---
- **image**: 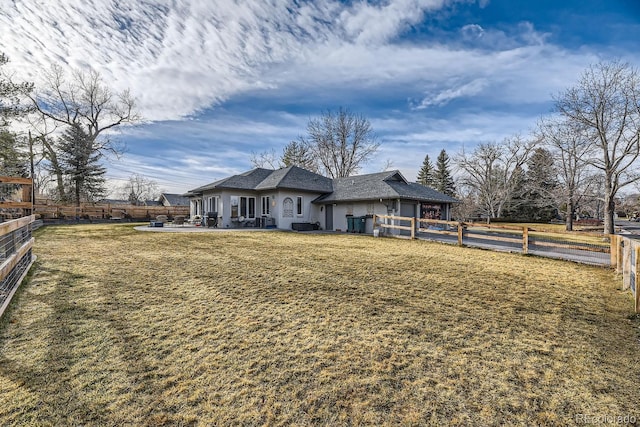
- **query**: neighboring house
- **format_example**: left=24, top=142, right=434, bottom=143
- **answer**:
left=158, top=193, right=190, bottom=207
left=186, top=166, right=457, bottom=231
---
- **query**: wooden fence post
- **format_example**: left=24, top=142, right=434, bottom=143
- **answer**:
left=410, top=217, right=415, bottom=239
left=635, top=246, right=640, bottom=313
left=522, top=227, right=529, bottom=254
left=610, top=234, right=618, bottom=269
left=457, top=222, right=463, bottom=246
left=618, top=236, right=624, bottom=274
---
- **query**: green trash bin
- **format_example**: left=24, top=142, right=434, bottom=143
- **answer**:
left=346, top=215, right=354, bottom=232
left=354, top=216, right=366, bottom=233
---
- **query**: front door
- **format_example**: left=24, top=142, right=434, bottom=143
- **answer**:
left=325, top=204, right=333, bottom=231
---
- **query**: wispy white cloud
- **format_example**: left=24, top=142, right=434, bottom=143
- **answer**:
left=416, top=78, right=489, bottom=108
left=1, top=0, right=637, bottom=194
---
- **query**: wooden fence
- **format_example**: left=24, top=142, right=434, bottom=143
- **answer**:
left=0, top=215, right=35, bottom=318
left=374, top=214, right=638, bottom=311
left=33, top=202, right=189, bottom=221
left=619, top=236, right=640, bottom=313
left=373, top=214, right=615, bottom=264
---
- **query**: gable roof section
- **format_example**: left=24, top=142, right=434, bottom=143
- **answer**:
left=313, top=170, right=457, bottom=204
left=190, top=168, right=273, bottom=193
left=189, top=166, right=331, bottom=194
left=160, top=193, right=190, bottom=206
left=255, top=166, right=333, bottom=193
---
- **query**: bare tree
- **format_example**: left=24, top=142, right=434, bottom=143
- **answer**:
left=250, top=148, right=282, bottom=169
left=554, top=60, right=640, bottom=234
left=456, top=135, right=537, bottom=220
left=537, top=116, right=595, bottom=230
left=25, top=65, right=140, bottom=199
left=301, top=108, right=379, bottom=178
left=119, top=173, right=159, bottom=205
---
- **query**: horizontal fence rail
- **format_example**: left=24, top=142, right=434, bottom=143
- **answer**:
left=0, top=215, right=36, bottom=318
left=32, top=203, right=189, bottom=222
left=373, top=214, right=614, bottom=268
left=373, top=214, right=640, bottom=309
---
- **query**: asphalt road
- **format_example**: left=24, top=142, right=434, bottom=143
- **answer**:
left=616, top=220, right=640, bottom=237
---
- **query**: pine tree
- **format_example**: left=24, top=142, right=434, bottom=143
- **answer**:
left=0, top=130, right=28, bottom=177
left=281, top=140, right=317, bottom=172
left=416, top=154, right=436, bottom=187
left=434, top=149, right=456, bottom=197
left=58, top=123, right=106, bottom=206
left=524, top=147, right=558, bottom=221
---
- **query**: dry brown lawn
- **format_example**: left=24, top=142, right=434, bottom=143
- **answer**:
left=0, top=224, right=638, bottom=426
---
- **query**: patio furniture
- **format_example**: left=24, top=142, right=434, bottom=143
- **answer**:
left=206, top=212, right=218, bottom=228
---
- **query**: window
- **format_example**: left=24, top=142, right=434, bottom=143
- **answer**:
left=231, top=196, right=239, bottom=217
left=207, top=196, right=218, bottom=214
left=296, top=196, right=303, bottom=216
left=234, top=196, right=256, bottom=219
left=240, top=197, right=247, bottom=218
left=261, top=196, right=270, bottom=216
left=283, top=197, right=293, bottom=217
left=248, top=197, right=256, bottom=219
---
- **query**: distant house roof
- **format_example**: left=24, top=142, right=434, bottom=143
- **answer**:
left=159, top=193, right=190, bottom=206
left=313, top=170, right=458, bottom=204
left=188, top=167, right=457, bottom=204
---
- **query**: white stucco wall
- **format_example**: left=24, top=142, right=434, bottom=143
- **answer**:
left=274, top=190, right=323, bottom=230
left=199, top=189, right=324, bottom=229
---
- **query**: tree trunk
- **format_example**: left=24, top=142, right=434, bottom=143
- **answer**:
left=565, top=199, right=574, bottom=231
left=42, top=138, right=66, bottom=201
left=603, top=193, right=616, bottom=234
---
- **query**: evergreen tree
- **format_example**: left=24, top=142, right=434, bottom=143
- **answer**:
left=503, top=148, right=559, bottom=221
left=281, top=140, right=317, bottom=172
left=416, top=154, right=436, bottom=187
left=58, top=123, right=106, bottom=206
left=0, top=130, right=28, bottom=177
left=434, top=149, right=456, bottom=196
left=524, top=147, right=558, bottom=221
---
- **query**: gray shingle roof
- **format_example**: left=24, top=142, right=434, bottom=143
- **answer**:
left=189, top=167, right=457, bottom=204
left=160, top=193, right=190, bottom=206
left=189, top=168, right=273, bottom=193
left=255, top=166, right=333, bottom=193
left=313, top=170, right=458, bottom=204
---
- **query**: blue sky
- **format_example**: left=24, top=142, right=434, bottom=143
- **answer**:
left=1, top=0, right=639, bottom=194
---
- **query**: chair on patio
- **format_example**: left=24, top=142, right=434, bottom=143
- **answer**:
left=206, top=212, right=218, bottom=228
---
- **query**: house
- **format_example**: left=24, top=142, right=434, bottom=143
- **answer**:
left=186, top=166, right=457, bottom=231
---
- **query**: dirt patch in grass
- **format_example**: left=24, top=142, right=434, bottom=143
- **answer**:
left=0, top=224, right=638, bottom=425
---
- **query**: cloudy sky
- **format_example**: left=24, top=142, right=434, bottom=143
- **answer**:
left=1, top=0, right=639, bottom=194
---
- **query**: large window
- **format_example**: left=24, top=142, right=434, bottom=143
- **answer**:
left=234, top=196, right=256, bottom=219
left=231, top=196, right=239, bottom=217
left=207, top=196, right=218, bottom=214
left=261, top=196, right=270, bottom=216
left=296, top=196, right=303, bottom=216
left=283, top=197, right=293, bottom=217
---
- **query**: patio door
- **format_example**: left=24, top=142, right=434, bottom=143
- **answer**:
left=325, top=204, right=333, bottom=231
